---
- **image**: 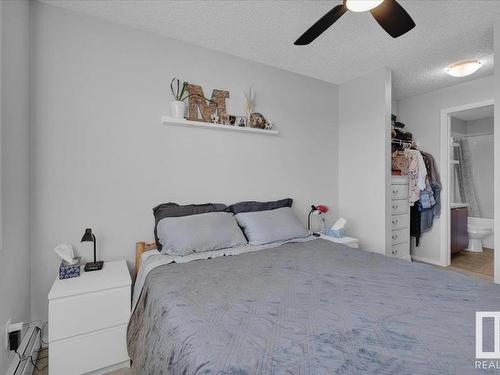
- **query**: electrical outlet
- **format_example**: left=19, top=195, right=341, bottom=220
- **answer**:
left=4, top=318, right=11, bottom=350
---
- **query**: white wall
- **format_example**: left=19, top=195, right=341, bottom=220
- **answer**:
left=0, top=0, right=31, bottom=372
left=467, top=117, right=494, bottom=135
left=450, top=117, right=466, bottom=204
left=397, top=76, right=494, bottom=264
left=338, top=67, right=392, bottom=253
left=494, top=18, right=500, bottom=284
left=451, top=116, right=494, bottom=248
left=466, top=117, right=494, bottom=220
left=30, top=2, right=339, bottom=322
left=451, top=117, right=467, bottom=136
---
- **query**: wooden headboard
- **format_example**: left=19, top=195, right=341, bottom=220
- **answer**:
left=135, top=241, right=157, bottom=276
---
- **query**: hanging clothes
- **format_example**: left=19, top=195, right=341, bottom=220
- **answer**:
left=416, top=151, right=427, bottom=191
left=420, top=151, right=442, bottom=216
left=393, top=146, right=441, bottom=247
left=392, top=149, right=426, bottom=206
left=410, top=204, right=421, bottom=246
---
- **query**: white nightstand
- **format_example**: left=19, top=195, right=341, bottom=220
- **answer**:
left=320, top=234, right=360, bottom=248
left=48, top=260, right=131, bottom=375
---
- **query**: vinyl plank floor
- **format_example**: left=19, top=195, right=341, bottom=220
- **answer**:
left=447, top=247, right=494, bottom=280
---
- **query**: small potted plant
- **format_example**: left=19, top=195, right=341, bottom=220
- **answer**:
left=170, top=78, right=188, bottom=119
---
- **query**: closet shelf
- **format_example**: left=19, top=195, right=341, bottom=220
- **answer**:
left=161, top=116, right=279, bottom=136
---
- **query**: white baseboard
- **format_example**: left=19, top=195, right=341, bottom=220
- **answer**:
left=412, top=255, right=446, bottom=267
left=86, top=360, right=130, bottom=375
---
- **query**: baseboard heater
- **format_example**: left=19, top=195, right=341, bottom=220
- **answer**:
left=5, top=325, right=42, bottom=375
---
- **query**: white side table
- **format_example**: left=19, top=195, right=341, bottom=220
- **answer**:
left=319, top=234, right=360, bottom=248
left=48, top=260, right=131, bottom=375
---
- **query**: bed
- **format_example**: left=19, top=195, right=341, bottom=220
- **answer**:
left=128, top=237, right=500, bottom=375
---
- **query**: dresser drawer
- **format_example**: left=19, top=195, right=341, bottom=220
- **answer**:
left=49, top=286, right=130, bottom=342
left=391, top=214, right=409, bottom=230
left=391, top=242, right=410, bottom=259
left=391, top=228, right=409, bottom=245
left=391, top=184, right=408, bottom=200
left=49, top=324, right=129, bottom=375
left=391, top=175, right=408, bottom=185
left=391, top=199, right=408, bottom=215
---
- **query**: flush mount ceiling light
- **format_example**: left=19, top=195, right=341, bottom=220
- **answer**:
left=345, top=0, right=384, bottom=12
left=445, top=60, right=482, bottom=77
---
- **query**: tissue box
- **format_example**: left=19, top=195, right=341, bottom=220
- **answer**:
left=59, top=257, right=81, bottom=280
left=323, top=227, right=346, bottom=238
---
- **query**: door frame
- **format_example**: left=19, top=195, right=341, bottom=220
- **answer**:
left=439, top=99, right=494, bottom=271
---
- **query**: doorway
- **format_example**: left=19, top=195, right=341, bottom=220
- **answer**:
left=440, top=100, right=495, bottom=280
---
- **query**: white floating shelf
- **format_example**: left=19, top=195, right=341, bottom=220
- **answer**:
left=161, top=116, right=279, bottom=136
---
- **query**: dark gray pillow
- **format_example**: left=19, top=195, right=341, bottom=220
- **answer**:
left=157, top=212, right=247, bottom=256
left=153, top=202, right=227, bottom=250
left=235, top=207, right=309, bottom=245
left=226, top=198, right=292, bottom=214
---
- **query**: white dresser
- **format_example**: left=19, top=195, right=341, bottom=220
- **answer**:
left=389, top=175, right=411, bottom=261
left=48, top=260, right=131, bottom=375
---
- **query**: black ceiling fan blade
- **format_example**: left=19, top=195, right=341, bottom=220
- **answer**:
left=370, top=0, right=415, bottom=38
left=294, top=4, right=347, bottom=45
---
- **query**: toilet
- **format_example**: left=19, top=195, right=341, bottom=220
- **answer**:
left=466, top=217, right=493, bottom=252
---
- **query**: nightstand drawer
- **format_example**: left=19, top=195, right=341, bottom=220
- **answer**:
left=49, top=286, right=130, bottom=342
left=49, top=324, right=128, bottom=375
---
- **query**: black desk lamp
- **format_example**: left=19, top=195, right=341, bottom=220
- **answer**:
left=81, top=228, right=103, bottom=272
left=307, top=205, right=321, bottom=237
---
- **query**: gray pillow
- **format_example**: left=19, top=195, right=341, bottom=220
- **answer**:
left=157, top=212, right=247, bottom=256
left=153, top=202, right=227, bottom=251
left=235, top=207, right=309, bottom=245
left=225, top=198, right=293, bottom=214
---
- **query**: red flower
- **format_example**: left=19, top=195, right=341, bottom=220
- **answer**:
left=316, top=204, right=328, bottom=213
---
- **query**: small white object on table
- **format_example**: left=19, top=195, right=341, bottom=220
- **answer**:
left=48, top=260, right=131, bottom=375
left=319, top=234, right=360, bottom=248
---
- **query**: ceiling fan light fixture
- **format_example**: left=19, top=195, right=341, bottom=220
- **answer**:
left=345, top=0, right=384, bottom=12
left=445, top=60, right=482, bottom=77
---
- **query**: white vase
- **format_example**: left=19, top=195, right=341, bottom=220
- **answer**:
left=170, top=100, right=186, bottom=119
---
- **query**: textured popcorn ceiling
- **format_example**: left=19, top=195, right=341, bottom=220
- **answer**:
left=41, top=0, right=498, bottom=100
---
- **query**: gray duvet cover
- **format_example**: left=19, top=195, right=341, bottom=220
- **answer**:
left=127, top=239, right=500, bottom=374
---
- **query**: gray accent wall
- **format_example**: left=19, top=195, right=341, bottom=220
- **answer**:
left=30, top=2, right=339, bottom=323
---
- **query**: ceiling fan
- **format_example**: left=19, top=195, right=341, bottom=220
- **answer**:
left=294, top=0, right=415, bottom=45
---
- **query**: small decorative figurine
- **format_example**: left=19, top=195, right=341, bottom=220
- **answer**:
left=211, top=112, right=220, bottom=124
left=250, top=113, right=271, bottom=129
left=237, top=117, right=246, bottom=127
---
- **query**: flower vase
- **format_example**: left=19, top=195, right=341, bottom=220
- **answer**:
left=170, top=100, right=186, bottom=119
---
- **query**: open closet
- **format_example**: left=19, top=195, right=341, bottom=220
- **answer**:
left=390, top=115, right=442, bottom=260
